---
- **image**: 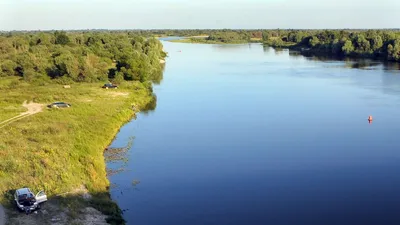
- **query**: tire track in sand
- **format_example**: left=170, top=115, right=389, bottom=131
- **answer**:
left=0, top=100, right=43, bottom=129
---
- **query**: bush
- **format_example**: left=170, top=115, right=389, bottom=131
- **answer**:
left=113, top=72, right=125, bottom=84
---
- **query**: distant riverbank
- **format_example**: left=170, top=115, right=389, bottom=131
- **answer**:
left=158, top=29, right=400, bottom=63
left=262, top=30, right=400, bottom=63
left=264, top=41, right=400, bottom=64
left=167, top=34, right=261, bottom=44
left=169, top=38, right=242, bottom=44
left=169, top=38, right=259, bottom=44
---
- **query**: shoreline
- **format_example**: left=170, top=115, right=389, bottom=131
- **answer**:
left=264, top=43, right=400, bottom=65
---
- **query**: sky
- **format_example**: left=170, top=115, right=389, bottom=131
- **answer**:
left=0, top=0, right=399, bottom=30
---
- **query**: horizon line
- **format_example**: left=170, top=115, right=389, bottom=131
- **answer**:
left=1, top=28, right=400, bottom=32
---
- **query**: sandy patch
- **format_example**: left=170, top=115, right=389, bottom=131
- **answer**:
left=81, top=99, right=93, bottom=102
left=108, top=92, right=129, bottom=98
left=190, top=35, right=209, bottom=38
left=0, top=101, right=44, bottom=128
left=22, top=101, right=43, bottom=115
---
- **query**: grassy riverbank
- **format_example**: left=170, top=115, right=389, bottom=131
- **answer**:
left=0, top=77, right=155, bottom=224
left=168, top=31, right=257, bottom=44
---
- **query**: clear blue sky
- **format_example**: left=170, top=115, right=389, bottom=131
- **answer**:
left=0, top=0, right=399, bottom=30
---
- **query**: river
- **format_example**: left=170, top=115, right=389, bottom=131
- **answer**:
left=107, top=40, right=400, bottom=225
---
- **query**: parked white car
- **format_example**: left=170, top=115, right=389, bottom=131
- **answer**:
left=14, top=188, right=47, bottom=212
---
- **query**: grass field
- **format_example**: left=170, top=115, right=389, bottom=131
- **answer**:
left=0, top=77, right=155, bottom=223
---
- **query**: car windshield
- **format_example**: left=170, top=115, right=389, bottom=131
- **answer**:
left=18, top=192, right=34, bottom=201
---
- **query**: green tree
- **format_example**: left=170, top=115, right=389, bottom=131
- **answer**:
left=54, top=51, right=79, bottom=79
left=262, top=31, right=271, bottom=42
left=113, top=71, right=125, bottom=84
left=55, top=31, right=70, bottom=45
left=370, top=35, right=383, bottom=51
left=294, top=32, right=305, bottom=43
left=309, top=36, right=320, bottom=47
left=387, top=40, right=400, bottom=61
left=342, top=40, right=355, bottom=55
left=271, top=38, right=284, bottom=47
left=12, top=37, right=29, bottom=51
left=355, top=35, right=370, bottom=53
left=0, top=38, right=15, bottom=54
left=1, top=60, right=17, bottom=76
left=23, top=68, right=41, bottom=82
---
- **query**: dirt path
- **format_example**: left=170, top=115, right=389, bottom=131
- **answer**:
left=0, top=204, right=5, bottom=225
left=0, top=101, right=43, bottom=129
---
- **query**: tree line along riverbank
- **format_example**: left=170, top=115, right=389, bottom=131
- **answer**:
left=151, top=29, right=400, bottom=63
left=0, top=31, right=166, bottom=224
left=261, top=29, right=400, bottom=62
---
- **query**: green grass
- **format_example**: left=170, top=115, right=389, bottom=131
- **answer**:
left=0, top=79, right=27, bottom=121
left=0, top=77, right=155, bottom=223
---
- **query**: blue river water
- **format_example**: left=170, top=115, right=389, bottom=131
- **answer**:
left=107, top=40, right=400, bottom=225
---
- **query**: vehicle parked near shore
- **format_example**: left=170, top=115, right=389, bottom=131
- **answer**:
left=14, top=188, right=47, bottom=213
left=47, top=102, right=71, bottom=108
left=102, top=83, right=118, bottom=89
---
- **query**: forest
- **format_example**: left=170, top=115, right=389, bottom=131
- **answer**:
left=0, top=31, right=166, bottom=84
left=261, top=29, right=400, bottom=62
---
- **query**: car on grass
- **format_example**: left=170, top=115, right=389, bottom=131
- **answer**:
left=47, top=102, right=71, bottom=108
left=102, top=83, right=118, bottom=89
left=14, top=188, right=47, bottom=213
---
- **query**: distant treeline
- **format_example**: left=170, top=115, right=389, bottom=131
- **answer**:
left=175, top=31, right=259, bottom=44
left=150, top=29, right=400, bottom=61
left=1, top=29, right=399, bottom=67
left=157, top=29, right=400, bottom=62
left=261, top=30, right=400, bottom=62
left=0, top=31, right=166, bottom=84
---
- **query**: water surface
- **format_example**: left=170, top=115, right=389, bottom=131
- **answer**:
left=108, top=41, right=400, bottom=225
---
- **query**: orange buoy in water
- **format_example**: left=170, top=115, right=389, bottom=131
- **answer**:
left=368, top=115, right=373, bottom=121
